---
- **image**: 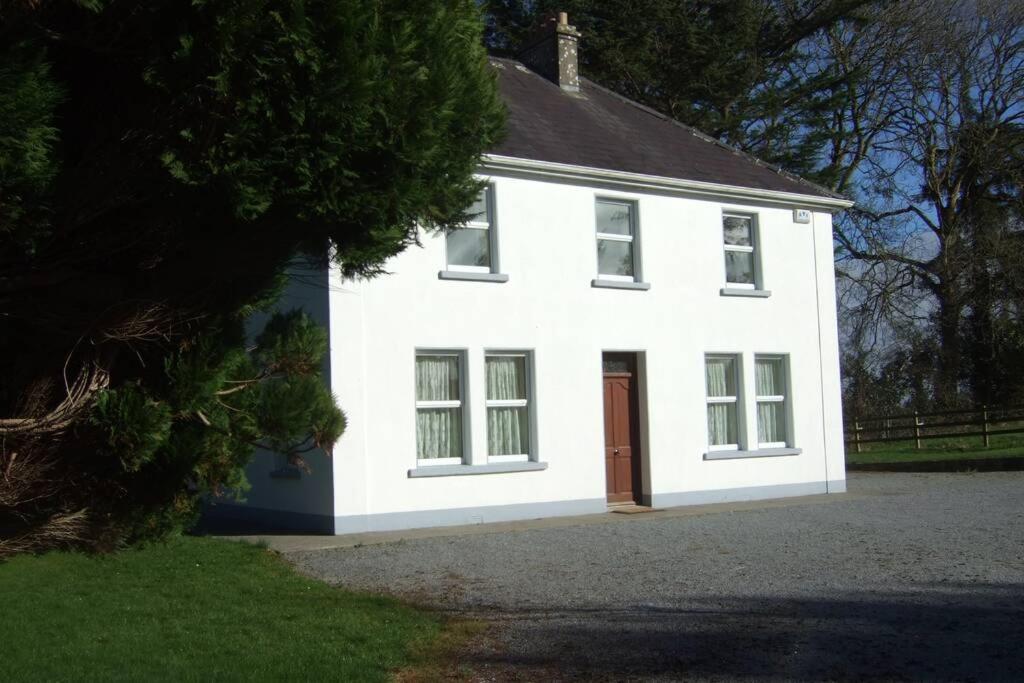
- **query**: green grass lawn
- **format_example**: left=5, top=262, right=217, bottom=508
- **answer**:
left=846, top=432, right=1024, bottom=465
left=0, top=535, right=448, bottom=682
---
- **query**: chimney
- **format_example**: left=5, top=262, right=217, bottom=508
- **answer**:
left=516, top=11, right=581, bottom=93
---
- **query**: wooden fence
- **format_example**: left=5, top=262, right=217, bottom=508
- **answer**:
left=845, top=405, right=1024, bottom=452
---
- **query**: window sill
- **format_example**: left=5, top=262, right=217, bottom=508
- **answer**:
left=703, top=447, right=801, bottom=461
left=438, top=271, right=509, bottom=283
left=591, top=278, right=651, bottom=291
left=720, top=287, right=771, bottom=298
left=408, top=461, right=548, bottom=478
left=269, top=466, right=302, bottom=480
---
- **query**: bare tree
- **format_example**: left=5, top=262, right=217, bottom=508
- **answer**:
left=827, top=0, right=1024, bottom=407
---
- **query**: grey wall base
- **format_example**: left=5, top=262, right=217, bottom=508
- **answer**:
left=333, top=497, right=607, bottom=535
left=642, top=479, right=844, bottom=508
left=201, top=479, right=848, bottom=536
left=199, top=501, right=335, bottom=535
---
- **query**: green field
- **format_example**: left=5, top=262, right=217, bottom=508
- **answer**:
left=846, top=432, right=1024, bottom=465
left=0, top=536, right=450, bottom=682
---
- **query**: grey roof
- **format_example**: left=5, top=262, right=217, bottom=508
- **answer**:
left=488, top=57, right=841, bottom=200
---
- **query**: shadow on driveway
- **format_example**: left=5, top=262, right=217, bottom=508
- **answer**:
left=460, top=583, right=1024, bottom=681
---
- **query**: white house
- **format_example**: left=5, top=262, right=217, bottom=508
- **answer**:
left=207, top=15, right=853, bottom=534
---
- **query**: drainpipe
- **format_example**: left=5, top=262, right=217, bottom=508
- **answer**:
left=811, top=211, right=833, bottom=491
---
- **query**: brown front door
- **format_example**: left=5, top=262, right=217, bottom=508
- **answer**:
left=603, top=354, right=642, bottom=505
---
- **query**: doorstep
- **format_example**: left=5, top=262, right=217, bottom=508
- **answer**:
left=608, top=504, right=663, bottom=514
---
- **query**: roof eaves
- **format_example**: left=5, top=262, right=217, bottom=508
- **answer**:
left=480, top=153, right=855, bottom=211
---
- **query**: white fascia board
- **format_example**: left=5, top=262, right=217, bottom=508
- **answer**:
left=480, top=154, right=855, bottom=212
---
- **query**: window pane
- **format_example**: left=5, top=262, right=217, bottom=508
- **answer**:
left=488, top=406, right=530, bottom=455
left=416, top=355, right=460, bottom=401
left=447, top=228, right=490, bottom=268
left=603, top=359, right=630, bottom=373
left=755, top=358, right=784, bottom=396
left=723, top=216, right=752, bottom=245
left=596, top=200, right=633, bottom=235
left=467, top=189, right=489, bottom=223
left=725, top=250, right=755, bottom=284
left=486, top=356, right=526, bottom=400
left=705, top=357, right=736, bottom=397
left=707, top=403, right=737, bottom=445
left=417, top=408, right=462, bottom=459
left=597, top=238, right=634, bottom=276
left=757, top=401, right=786, bottom=443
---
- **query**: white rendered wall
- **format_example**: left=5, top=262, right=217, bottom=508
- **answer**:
left=328, top=173, right=847, bottom=531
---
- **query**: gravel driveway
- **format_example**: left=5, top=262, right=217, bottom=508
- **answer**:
left=290, top=473, right=1024, bottom=681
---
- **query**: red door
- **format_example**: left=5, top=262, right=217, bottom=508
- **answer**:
left=603, top=357, right=641, bottom=504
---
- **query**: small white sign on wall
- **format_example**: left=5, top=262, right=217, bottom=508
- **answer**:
left=793, top=208, right=812, bottom=224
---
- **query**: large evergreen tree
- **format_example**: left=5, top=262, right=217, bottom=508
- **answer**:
left=0, top=0, right=504, bottom=555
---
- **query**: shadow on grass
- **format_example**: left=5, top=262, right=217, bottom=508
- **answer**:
left=461, top=583, right=1024, bottom=680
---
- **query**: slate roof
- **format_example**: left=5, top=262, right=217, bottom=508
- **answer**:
left=488, top=57, right=841, bottom=201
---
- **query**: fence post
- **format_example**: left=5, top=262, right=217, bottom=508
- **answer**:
left=982, top=405, right=990, bottom=447
left=913, top=411, right=922, bottom=450
left=853, top=419, right=862, bottom=453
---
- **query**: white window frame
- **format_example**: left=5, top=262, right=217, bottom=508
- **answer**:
left=415, top=351, right=468, bottom=467
left=755, top=354, right=789, bottom=448
left=446, top=184, right=497, bottom=274
left=705, top=353, right=742, bottom=452
left=722, top=212, right=758, bottom=290
left=484, top=352, right=533, bottom=463
left=595, top=197, right=640, bottom=282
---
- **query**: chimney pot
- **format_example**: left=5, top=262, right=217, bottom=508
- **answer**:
left=558, top=11, right=568, bottom=25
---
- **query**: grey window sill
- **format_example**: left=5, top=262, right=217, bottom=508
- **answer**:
left=720, top=287, right=771, bottom=298
left=704, top=447, right=802, bottom=461
left=408, top=461, right=548, bottom=478
left=591, top=278, right=651, bottom=291
left=438, top=270, right=509, bottom=283
left=269, top=466, right=302, bottom=480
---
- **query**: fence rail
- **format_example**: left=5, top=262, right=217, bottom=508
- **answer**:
left=845, top=405, right=1024, bottom=451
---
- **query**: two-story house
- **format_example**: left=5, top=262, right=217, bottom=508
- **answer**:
left=208, top=14, right=853, bottom=534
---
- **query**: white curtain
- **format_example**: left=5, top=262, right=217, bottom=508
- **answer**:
left=755, top=358, right=782, bottom=396
left=487, top=356, right=525, bottom=400
left=757, top=403, right=784, bottom=443
left=705, top=358, right=733, bottom=397
left=416, top=356, right=458, bottom=401
left=707, top=403, right=736, bottom=446
left=756, top=358, right=785, bottom=444
left=488, top=407, right=528, bottom=455
left=416, top=356, right=461, bottom=459
left=417, top=409, right=462, bottom=459
left=487, top=357, right=528, bottom=455
left=706, top=358, right=736, bottom=445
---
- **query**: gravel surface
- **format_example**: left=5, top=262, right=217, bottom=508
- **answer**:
left=290, top=473, right=1024, bottom=681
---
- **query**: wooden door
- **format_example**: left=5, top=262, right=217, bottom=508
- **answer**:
left=603, top=358, right=641, bottom=504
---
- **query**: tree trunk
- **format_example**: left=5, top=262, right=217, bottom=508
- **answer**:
left=933, top=291, right=963, bottom=408
left=967, top=242, right=996, bottom=406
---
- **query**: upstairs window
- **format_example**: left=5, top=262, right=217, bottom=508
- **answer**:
left=485, top=353, right=532, bottom=462
left=723, top=214, right=758, bottom=288
left=755, top=355, right=789, bottom=447
left=705, top=355, right=740, bottom=450
left=446, top=186, right=494, bottom=272
left=415, top=353, right=465, bottom=465
left=595, top=199, right=638, bottom=281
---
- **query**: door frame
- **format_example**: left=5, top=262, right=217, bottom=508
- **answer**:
left=601, top=351, right=649, bottom=505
